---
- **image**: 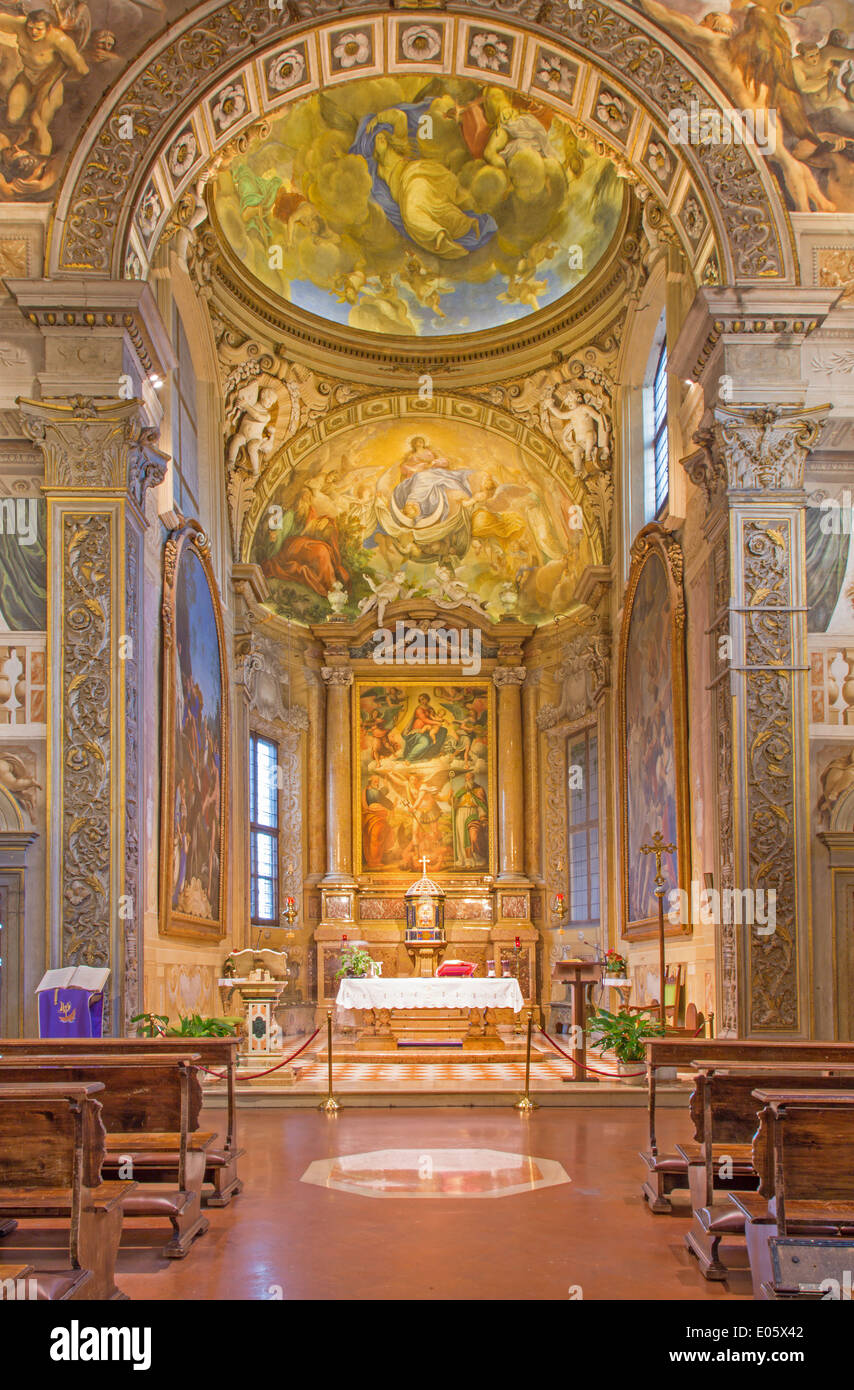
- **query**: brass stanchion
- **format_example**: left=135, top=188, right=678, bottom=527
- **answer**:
left=515, top=1008, right=538, bottom=1111
left=320, top=1008, right=339, bottom=1113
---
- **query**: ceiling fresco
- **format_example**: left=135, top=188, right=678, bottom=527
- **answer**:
left=0, top=0, right=194, bottom=202
left=210, top=75, right=625, bottom=338
left=640, top=0, right=854, bottom=214
left=248, top=417, right=592, bottom=627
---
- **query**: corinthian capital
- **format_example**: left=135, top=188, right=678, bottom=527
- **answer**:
left=18, top=394, right=168, bottom=503
left=321, top=666, right=353, bottom=688
left=493, top=665, right=526, bottom=688
left=694, top=402, right=828, bottom=495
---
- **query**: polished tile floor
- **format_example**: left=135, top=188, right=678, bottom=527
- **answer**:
left=41, top=1107, right=750, bottom=1300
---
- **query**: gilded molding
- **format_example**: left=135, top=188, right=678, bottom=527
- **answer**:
left=693, top=403, right=829, bottom=494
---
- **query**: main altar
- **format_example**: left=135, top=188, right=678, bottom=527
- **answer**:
left=336, top=976, right=525, bottom=1050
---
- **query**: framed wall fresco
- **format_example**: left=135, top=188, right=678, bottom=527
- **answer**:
left=354, top=679, right=495, bottom=878
left=159, top=522, right=229, bottom=941
left=617, top=524, right=691, bottom=941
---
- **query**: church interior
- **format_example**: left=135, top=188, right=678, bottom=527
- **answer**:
left=0, top=0, right=853, bottom=1324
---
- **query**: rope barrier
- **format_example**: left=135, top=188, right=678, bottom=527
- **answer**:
left=538, top=1019, right=705, bottom=1080
left=537, top=1026, right=647, bottom=1079
left=200, top=1027, right=321, bottom=1082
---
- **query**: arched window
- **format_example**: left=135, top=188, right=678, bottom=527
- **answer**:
left=644, top=314, right=669, bottom=522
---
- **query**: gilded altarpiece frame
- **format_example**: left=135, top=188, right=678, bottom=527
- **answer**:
left=618, top=525, right=691, bottom=942
left=353, top=679, right=496, bottom=881
left=159, top=522, right=230, bottom=942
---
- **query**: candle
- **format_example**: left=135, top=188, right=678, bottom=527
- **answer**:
left=342, top=934, right=348, bottom=944
left=515, top=936, right=520, bottom=950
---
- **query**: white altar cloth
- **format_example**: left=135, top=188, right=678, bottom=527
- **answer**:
left=335, top=977, right=524, bottom=1012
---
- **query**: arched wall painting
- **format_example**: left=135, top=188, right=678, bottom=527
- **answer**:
left=248, top=417, right=592, bottom=627
left=618, top=529, right=690, bottom=941
left=159, top=523, right=229, bottom=942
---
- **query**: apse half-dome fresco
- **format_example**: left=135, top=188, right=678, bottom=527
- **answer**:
left=249, top=418, right=591, bottom=627
left=212, top=76, right=625, bottom=338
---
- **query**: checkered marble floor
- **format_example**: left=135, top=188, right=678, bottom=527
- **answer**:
left=287, top=1056, right=576, bottom=1091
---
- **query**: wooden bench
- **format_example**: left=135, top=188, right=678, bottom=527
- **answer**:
left=0, top=1054, right=213, bottom=1258
left=0, top=1081, right=136, bottom=1299
left=730, top=1089, right=854, bottom=1298
left=678, top=1064, right=854, bottom=1280
left=0, top=1036, right=244, bottom=1207
left=640, top=1039, right=854, bottom=1213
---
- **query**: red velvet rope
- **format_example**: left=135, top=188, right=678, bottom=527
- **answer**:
left=537, top=1026, right=647, bottom=1078
left=200, top=1027, right=321, bottom=1082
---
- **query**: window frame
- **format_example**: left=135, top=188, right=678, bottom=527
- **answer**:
left=651, top=336, right=669, bottom=519
left=566, top=724, right=600, bottom=928
left=249, top=732, right=279, bottom=927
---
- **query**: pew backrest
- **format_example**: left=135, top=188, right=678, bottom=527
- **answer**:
left=643, top=1039, right=854, bottom=1154
left=752, top=1089, right=854, bottom=1230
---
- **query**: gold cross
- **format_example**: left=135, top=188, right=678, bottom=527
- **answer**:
left=640, top=830, right=676, bottom=886
left=420, top=854, right=429, bottom=877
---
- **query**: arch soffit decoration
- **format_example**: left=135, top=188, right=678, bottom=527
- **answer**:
left=48, top=1, right=796, bottom=290
left=239, top=391, right=605, bottom=569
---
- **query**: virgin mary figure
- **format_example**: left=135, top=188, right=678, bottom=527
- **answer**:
left=350, top=103, right=496, bottom=260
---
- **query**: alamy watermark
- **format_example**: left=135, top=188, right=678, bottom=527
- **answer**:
left=0, top=497, right=37, bottom=546
left=668, top=100, right=776, bottom=153
left=667, top=880, right=776, bottom=935
left=372, top=621, right=482, bottom=677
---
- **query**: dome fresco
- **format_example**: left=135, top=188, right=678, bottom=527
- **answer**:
left=211, top=74, right=625, bottom=339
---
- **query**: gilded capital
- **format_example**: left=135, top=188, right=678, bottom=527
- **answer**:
left=693, top=402, right=828, bottom=495
left=493, top=666, right=526, bottom=688
left=321, top=666, right=353, bottom=688
left=18, top=395, right=168, bottom=504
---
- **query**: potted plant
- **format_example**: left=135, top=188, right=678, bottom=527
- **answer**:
left=335, top=945, right=374, bottom=979
left=130, top=1011, right=169, bottom=1038
left=603, top=949, right=628, bottom=977
left=130, top=1012, right=243, bottom=1039
left=586, top=1006, right=664, bottom=1082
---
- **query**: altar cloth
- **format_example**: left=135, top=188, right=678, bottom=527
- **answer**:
left=335, top=977, right=525, bottom=1012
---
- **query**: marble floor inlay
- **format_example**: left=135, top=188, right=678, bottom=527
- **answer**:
left=300, top=1148, right=571, bottom=1198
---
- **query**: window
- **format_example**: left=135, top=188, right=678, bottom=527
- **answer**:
left=567, top=728, right=599, bottom=925
left=250, top=734, right=279, bottom=925
left=651, top=336, right=669, bottom=517
left=171, top=308, right=199, bottom=517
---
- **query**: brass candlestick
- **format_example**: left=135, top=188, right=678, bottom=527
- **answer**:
left=640, top=830, right=676, bottom=1027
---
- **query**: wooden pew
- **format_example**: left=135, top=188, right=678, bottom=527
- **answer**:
left=0, top=1081, right=136, bottom=1299
left=730, top=1088, right=854, bottom=1298
left=640, top=1038, right=854, bottom=1212
left=678, top=1064, right=854, bottom=1280
left=0, top=1036, right=244, bottom=1207
left=0, top=1055, right=213, bottom=1258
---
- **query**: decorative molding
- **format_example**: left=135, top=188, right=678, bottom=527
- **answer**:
left=18, top=396, right=168, bottom=502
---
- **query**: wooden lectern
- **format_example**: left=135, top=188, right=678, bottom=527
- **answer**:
left=552, top=959, right=601, bottom=1083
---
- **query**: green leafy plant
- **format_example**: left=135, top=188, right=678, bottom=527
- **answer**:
left=587, top=1006, right=665, bottom=1063
left=167, top=1014, right=241, bottom=1037
left=335, top=945, right=374, bottom=980
left=131, top=1011, right=169, bottom=1038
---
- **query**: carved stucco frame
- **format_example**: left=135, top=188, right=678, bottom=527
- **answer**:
left=617, top=522, right=692, bottom=942
left=159, top=520, right=231, bottom=941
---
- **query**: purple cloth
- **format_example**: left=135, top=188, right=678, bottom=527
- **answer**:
left=39, top=987, right=104, bottom=1038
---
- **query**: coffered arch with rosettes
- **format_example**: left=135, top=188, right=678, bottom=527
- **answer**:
left=49, top=0, right=796, bottom=290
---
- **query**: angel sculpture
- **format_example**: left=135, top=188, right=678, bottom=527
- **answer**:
left=225, top=379, right=278, bottom=476
left=424, top=563, right=490, bottom=620
left=543, top=384, right=611, bottom=473
left=358, top=570, right=409, bottom=627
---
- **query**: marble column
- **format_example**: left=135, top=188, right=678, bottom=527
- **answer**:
left=20, top=396, right=167, bottom=1035
left=688, top=402, right=826, bottom=1037
left=493, top=665, right=527, bottom=882
left=321, top=666, right=354, bottom=885
left=305, top=670, right=326, bottom=884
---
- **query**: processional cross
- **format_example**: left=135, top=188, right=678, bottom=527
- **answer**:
left=640, top=830, right=676, bottom=1027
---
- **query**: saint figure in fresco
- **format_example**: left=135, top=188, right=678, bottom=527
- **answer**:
left=453, top=771, right=488, bottom=867
left=391, top=436, right=472, bottom=525
left=350, top=102, right=497, bottom=260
